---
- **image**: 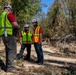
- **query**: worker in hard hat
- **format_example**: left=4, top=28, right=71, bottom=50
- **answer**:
left=32, top=19, right=44, bottom=65
left=0, top=4, right=20, bottom=72
left=17, top=24, right=32, bottom=60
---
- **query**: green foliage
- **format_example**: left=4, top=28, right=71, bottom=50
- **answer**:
left=0, top=0, right=5, bottom=14
left=1, top=0, right=76, bottom=39
left=39, top=0, right=76, bottom=40
left=47, top=0, right=59, bottom=28
left=67, top=0, right=76, bottom=36
left=0, top=0, right=41, bottom=29
left=11, top=0, right=41, bottom=26
left=0, top=0, right=11, bottom=14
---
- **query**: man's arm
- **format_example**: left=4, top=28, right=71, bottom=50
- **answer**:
left=8, top=13, right=20, bottom=36
left=39, top=27, right=43, bottom=43
left=19, top=33, right=22, bottom=45
left=39, top=33, right=43, bottom=43
left=20, top=37, right=22, bottom=45
left=12, top=22, right=20, bottom=29
left=8, top=13, right=20, bottom=29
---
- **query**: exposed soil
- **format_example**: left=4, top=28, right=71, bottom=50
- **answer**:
left=0, top=42, right=76, bottom=75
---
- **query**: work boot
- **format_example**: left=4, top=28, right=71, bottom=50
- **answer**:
left=38, top=62, right=43, bottom=65
left=6, top=68, right=16, bottom=73
left=16, top=54, right=23, bottom=60
left=35, top=60, right=39, bottom=63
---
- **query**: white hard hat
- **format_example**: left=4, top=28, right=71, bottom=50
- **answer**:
left=24, top=24, right=29, bottom=28
left=4, top=4, right=12, bottom=10
left=32, top=19, right=37, bottom=23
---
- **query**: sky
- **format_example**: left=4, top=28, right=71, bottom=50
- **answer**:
left=41, top=0, right=55, bottom=14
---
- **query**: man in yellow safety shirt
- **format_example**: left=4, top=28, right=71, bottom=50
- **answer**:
left=0, top=4, right=20, bottom=72
left=17, top=24, right=32, bottom=60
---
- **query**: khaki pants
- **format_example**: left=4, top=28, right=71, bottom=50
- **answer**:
left=2, top=35, right=16, bottom=70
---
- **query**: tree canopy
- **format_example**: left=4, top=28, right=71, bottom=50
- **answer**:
left=0, top=0, right=41, bottom=28
left=0, top=0, right=76, bottom=39
left=39, top=0, right=76, bottom=40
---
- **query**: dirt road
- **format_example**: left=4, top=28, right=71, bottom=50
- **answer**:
left=0, top=43, right=76, bottom=75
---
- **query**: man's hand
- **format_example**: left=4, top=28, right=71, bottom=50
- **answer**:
left=13, top=28, right=19, bottom=37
